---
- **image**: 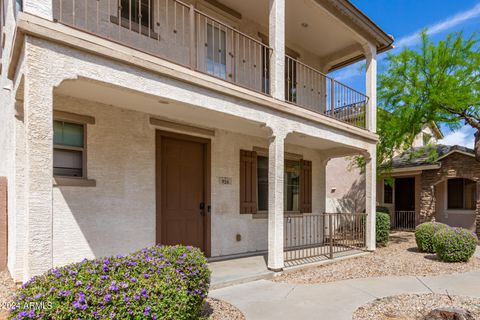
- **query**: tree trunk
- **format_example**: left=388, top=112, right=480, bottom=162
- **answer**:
left=475, top=130, right=480, bottom=162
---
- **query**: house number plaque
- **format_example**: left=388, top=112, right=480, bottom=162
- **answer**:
left=219, top=177, right=232, bottom=185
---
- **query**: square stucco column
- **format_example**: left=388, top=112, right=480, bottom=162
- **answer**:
left=23, top=75, right=54, bottom=281
left=267, top=130, right=287, bottom=271
left=269, top=0, right=285, bottom=100
left=364, top=43, right=377, bottom=133
left=365, top=151, right=377, bottom=251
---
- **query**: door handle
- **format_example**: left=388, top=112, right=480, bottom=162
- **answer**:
left=199, top=202, right=205, bottom=210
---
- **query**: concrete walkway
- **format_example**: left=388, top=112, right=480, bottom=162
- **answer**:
left=210, top=248, right=480, bottom=320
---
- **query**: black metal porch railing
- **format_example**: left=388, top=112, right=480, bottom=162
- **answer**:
left=284, top=213, right=366, bottom=264
left=391, top=211, right=416, bottom=231
left=52, top=0, right=369, bottom=129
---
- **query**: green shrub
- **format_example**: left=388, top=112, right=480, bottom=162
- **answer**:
left=376, top=206, right=390, bottom=215
left=11, top=245, right=210, bottom=320
left=376, top=212, right=390, bottom=247
left=415, top=222, right=448, bottom=253
left=433, top=227, right=478, bottom=262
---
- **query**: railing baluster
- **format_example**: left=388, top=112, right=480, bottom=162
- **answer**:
left=189, top=4, right=195, bottom=70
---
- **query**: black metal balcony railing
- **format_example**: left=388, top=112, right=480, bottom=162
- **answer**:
left=52, top=0, right=368, bottom=129
left=285, top=55, right=367, bottom=128
left=284, top=213, right=366, bottom=263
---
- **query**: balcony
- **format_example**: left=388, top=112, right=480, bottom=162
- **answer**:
left=52, top=0, right=375, bottom=130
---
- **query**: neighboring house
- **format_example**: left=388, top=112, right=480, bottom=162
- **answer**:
left=378, top=144, right=480, bottom=234
left=326, top=122, right=442, bottom=216
left=0, top=0, right=393, bottom=282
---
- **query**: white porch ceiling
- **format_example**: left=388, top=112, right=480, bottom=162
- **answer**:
left=214, top=0, right=360, bottom=58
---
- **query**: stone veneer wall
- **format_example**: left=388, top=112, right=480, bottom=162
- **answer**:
left=420, top=153, right=480, bottom=234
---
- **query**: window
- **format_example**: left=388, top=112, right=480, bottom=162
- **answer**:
left=284, top=160, right=300, bottom=211
left=53, top=120, right=85, bottom=177
left=14, top=0, right=22, bottom=18
left=383, top=180, right=393, bottom=204
left=207, top=24, right=227, bottom=79
left=447, top=178, right=477, bottom=210
left=257, top=156, right=301, bottom=212
left=120, top=0, right=153, bottom=29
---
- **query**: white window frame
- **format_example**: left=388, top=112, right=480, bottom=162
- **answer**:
left=53, top=111, right=96, bottom=187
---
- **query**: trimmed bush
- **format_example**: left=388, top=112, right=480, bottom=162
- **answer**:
left=11, top=245, right=210, bottom=320
left=415, top=222, right=448, bottom=253
left=376, top=212, right=391, bottom=247
left=433, top=227, right=478, bottom=262
left=376, top=206, right=390, bottom=215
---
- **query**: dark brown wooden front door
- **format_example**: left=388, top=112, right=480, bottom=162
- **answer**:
left=156, top=131, right=209, bottom=252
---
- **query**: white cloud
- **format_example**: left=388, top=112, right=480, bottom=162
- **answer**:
left=395, top=3, right=480, bottom=48
left=438, top=126, right=476, bottom=148
left=330, top=62, right=363, bottom=81
left=332, top=2, right=480, bottom=82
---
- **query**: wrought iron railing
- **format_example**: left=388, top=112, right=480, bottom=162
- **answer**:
left=285, top=55, right=368, bottom=128
left=53, top=0, right=271, bottom=95
left=392, top=211, right=416, bottom=231
left=284, top=213, right=366, bottom=262
left=52, top=0, right=368, bottom=129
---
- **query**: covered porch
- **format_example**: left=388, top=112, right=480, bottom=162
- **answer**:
left=9, top=37, right=377, bottom=280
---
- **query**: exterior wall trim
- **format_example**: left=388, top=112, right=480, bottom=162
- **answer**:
left=53, top=176, right=96, bottom=187
left=436, top=150, right=475, bottom=161
left=391, top=165, right=441, bottom=173
left=149, top=117, right=215, bottom=137
left=10, top=12, right=378, bottom=143
left=53, top=110, right=95, bottom=125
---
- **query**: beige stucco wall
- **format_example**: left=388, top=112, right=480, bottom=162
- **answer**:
left=0, top=0, right=24, bottom=277
left=15, top=95, right=330, bottom=273
left=326, top=157, right=365, bottom=213
left=52, top=96, right=156, bottom=267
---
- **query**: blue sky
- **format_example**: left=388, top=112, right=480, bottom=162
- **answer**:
left=330, top=0, right=480, bottom=148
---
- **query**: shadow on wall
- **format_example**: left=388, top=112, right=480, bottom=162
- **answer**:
left=334, top=177, right=366, bottom=214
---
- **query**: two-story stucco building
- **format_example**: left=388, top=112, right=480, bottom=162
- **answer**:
left=0, top=0, right=393, bottom=282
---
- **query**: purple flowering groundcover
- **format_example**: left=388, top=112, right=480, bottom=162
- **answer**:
left=10, top=245, right=210, bottom=319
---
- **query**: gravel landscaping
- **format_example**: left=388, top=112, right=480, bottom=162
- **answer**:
left=0, top=271, right=16, bottom=320
left=274, top=231, right=480, bottom=284
left=201, top=298, right=245, bottom=320
left=353, top=293, right=480, bottom=320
